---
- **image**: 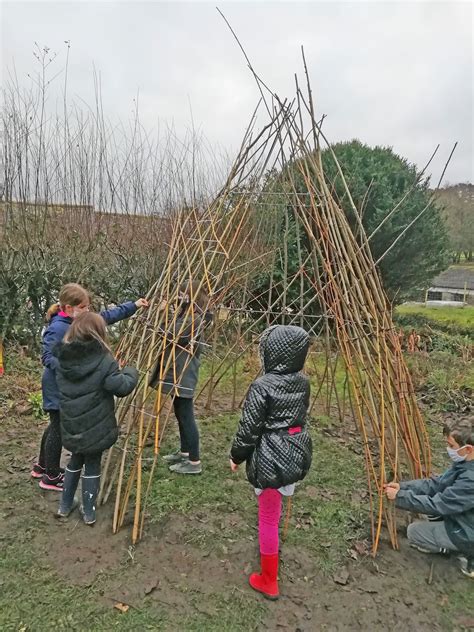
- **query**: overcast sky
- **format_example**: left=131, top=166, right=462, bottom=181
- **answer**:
left=2, top=0, right=473, bottom=184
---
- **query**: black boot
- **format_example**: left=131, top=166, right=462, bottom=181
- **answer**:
left=57, top=467, right=81, bottom=518
left=80, top=475, right=100, bottom=525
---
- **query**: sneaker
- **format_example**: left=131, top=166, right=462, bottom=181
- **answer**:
left=169, top=460, right=202, bottom=475
left=39, top=473, right=64, bottom=491
left=31, top=463, right=46, bottom=479
left=31, top=464, right=64, bottom=479
left=162, top=450, right=189, bottom=465
left=459, top=557, right=474, bottom=579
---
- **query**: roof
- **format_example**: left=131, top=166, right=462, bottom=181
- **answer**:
left=430, top=266, right=474, bottom=291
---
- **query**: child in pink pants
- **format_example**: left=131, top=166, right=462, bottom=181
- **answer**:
left=230, top=325, right=312, bottom=599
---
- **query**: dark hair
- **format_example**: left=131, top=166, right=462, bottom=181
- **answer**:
left=443, top=417, right=474, bottom=446
left=178, top=281, right=210, bottom=314
left=64, top=312, right=110, bottom=351
left=46, top=283, right=90, bottom=322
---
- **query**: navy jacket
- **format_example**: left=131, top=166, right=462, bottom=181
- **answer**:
left=396, top=460, right=474, bottom=555
left=41, top=301, right=137, bottom=410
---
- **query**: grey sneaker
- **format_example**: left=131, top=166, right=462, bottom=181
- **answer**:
left=163, top=450, right=189, bottom=465
left=459, top=557, right=474, bottom=579
left=169, top=460, right=202, bottom=475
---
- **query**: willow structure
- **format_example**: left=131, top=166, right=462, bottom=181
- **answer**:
left=101, top=73, right=431, bottom=555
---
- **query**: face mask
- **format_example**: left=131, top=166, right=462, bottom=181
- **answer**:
left=446, top=446, right=467, bottom=463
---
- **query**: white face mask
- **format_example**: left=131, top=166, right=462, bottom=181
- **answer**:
left=446, top=446, right=467, bottom=463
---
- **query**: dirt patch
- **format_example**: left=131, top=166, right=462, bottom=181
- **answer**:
left=1, top=373, right=472, bottom=631
left=29, top=492, right=470, bottom=631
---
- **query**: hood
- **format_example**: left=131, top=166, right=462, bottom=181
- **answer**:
left=259, top=325, right=310, bottom=374
left=55, top=338, right=107, bottom=381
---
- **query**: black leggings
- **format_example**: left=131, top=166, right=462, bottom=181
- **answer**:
left=38, top=410, right=62, bottom=476
left=173, top=397, right=200, bottom=461
left=67, top=451, right=102, bottom=477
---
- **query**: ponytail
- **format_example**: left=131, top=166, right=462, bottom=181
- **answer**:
left=46, top=303, right=60, bottom=322
left=45, top=283, right=89, bottom=322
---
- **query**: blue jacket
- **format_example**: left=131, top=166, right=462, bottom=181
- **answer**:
left=396, top=460, right=474, bottom=555
left=41, top=301, right=137, bottom=410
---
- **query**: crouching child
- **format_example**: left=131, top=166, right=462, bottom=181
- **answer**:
left=384, top=417, right=474, bottom=578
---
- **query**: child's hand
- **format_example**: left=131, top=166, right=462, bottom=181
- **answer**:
left=135, top=298, right=149, bottom=309
left=229, top=459, right=239, bottom=472
left=383, top=482, right=400, bottom=500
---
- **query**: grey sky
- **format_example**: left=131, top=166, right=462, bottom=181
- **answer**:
left=2, top=0, right=473, bottom=184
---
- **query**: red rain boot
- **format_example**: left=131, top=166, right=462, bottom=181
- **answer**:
left=249, top=553, right=279, bottom=600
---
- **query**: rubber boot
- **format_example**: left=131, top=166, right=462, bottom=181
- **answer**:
left=57, top=467, right=81, bottom=518
left=249, top=553, right=279, bottom=600
left=80, top=475, right=100, bottom=525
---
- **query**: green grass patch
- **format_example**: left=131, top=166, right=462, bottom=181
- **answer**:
left=395, top=304, right=474, bottom=334
left=148, top=413, right=368, bottom=574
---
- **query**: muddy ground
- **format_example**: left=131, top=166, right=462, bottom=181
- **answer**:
left=0, top=362, right=472, bottom=631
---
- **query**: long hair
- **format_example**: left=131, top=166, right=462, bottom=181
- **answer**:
left=63, top=312, right=110, bottom=351
left=177, top=281, right=209, bottom=317
left=46, top=283, right=90, bottom=322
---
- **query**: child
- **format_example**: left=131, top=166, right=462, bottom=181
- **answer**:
left=384, top=417, right=474, bottom=579
left=55, top=312, right=138, bottom=524
left=229, top=324, right=313, bottom=600
left=149, top=281, right=212, bottom=475
left=31, top=283, right=148, bottom=490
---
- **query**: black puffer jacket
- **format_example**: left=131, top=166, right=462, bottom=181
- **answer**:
left=55, top=339, right=138, bottom=454
left=230, top=325, right=312, bottom=489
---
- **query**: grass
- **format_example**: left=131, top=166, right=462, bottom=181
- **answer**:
left=0, top=390, right=367, bottom=631
left=148, top=412, right=368, bottom=574
left=1, top=342, right=472, bottom=630
left=395, top=304, right=474, bottom=331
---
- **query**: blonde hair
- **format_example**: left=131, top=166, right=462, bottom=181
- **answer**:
left=63, top=312, right=110, bottom=351
left=46, top=283, right=90, bottom=322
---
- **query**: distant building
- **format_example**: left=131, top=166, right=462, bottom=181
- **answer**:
left=427, top=267, right=474, bottom=306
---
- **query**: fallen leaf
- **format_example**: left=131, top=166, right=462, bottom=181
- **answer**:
left=114, top=602, right=129, bottom=613
left=333, top=567, right=350, bottom=585
left=439, top=594, right=449, bottom=607
left=353, top=540, right=369, bottom=555
left=144, top=579, right=159, bottom=595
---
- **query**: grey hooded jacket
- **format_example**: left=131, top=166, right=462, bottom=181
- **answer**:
left=230, top=325, right=313, bottom=489
left=149, top=311, right=212, bottom=399
left=396, top=460, right=474, bottom=555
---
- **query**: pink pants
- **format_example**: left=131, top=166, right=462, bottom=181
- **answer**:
left=258, top=489, right=282, bottom=555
